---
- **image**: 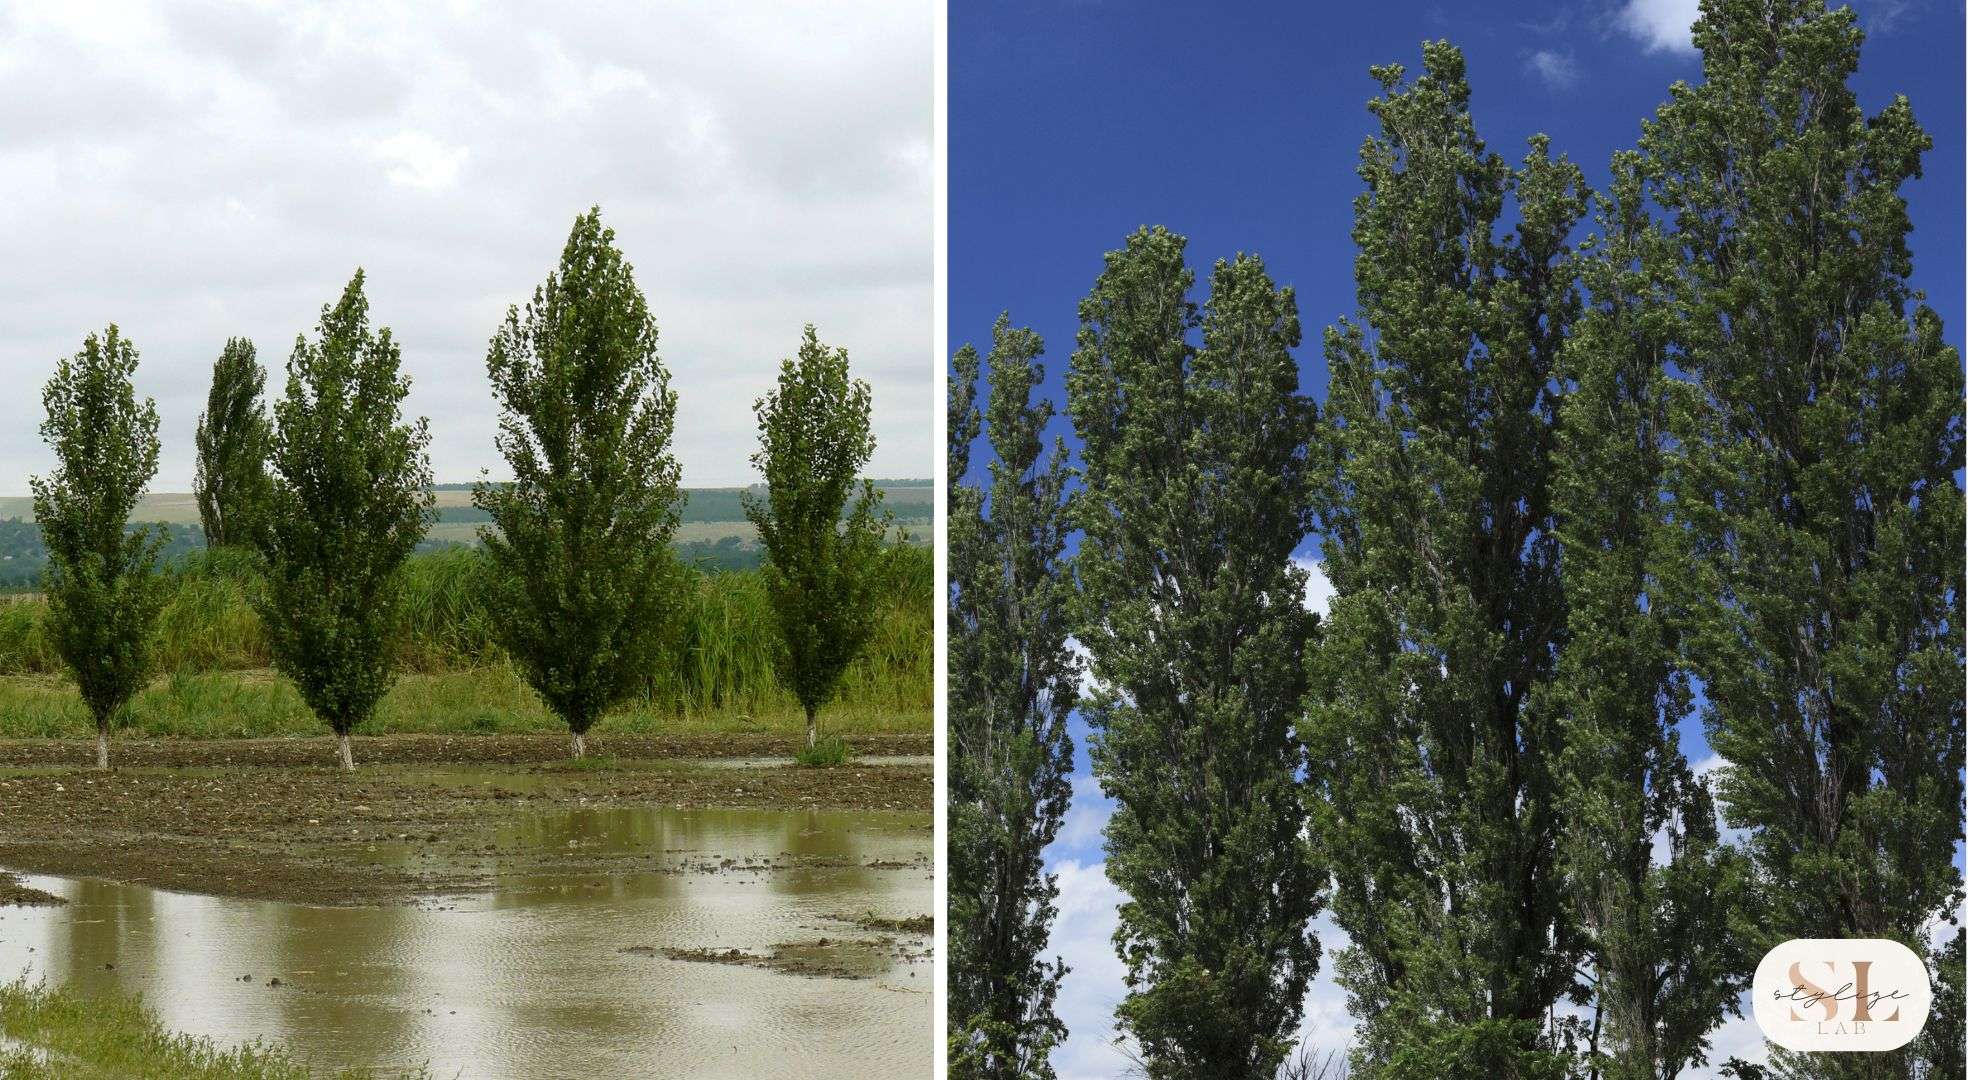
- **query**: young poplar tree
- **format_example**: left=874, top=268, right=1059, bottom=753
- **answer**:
left=192, top=337, right=274, bottom=550
left=743, top=326, right=890, bottom=752
left=476, top=208, right=688, bottom=760
left=947, top=317, right=1077, bottom=1079
left=1549, top=152, right=1747, bottom=1079
left=31, top=326, right=168, bottom=770
left=257, top=272, right=435, bottom=770
left=1299, top=44, right=1586, bottom=1078
left=1066, top=228, right=1323, bottom=1080
left=1639, top=3, right=1964, bottom=1075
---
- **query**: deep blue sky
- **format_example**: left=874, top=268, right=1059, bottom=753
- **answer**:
left=950, top=0, right=1964, bottom=415
left=950, top=4, right=1964, bottom=1074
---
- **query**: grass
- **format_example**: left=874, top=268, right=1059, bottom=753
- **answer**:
left=0, top=545, right=932, bottom=740
left=0, top=977, right=427, bottom=1079
left=793, top=735, right=853, bottom=767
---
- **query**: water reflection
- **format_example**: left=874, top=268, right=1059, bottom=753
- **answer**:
left=0, top=805, right=931, bottom=1079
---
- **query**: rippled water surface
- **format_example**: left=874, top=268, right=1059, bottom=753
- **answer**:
left=0, top=803, right=933, bottom=1079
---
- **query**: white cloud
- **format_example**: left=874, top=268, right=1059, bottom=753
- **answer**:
left=0, top=0, right=933, bottom=490
left=1620, top=0, right=1700, bottom=53
left=371, top=130, right=469, bottom=191
left=1067, top=635, right=1101, bottom=698
left=1526, top=49, right=1580, bottom=90
left=1046, top=857, right=1136, bottom=1080
left=1293, top=556, right=1335, bottom=619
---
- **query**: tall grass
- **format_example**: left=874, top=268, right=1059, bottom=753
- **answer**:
left=0, top=545, right=932, bottom=726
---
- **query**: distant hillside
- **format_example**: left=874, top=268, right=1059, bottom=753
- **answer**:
left=0, top=480, right=933, bottom=588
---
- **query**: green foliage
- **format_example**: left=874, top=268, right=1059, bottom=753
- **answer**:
left=793, top=734, right=851, bottom=767
left=29, top=325, right=169, bottom=767
left=257, top=272, right=435, bottom=763
left=1636, top=4, right=1965, bottom=1074
left=193, top=337, right=275, bottom=550
left=1918, top=927, right=1964, bottom=1076
left=1549, top=150, right=1746, bottom=1078
left=744, top=326, right=891, bottom=748
left=0, top=976, right=428, bottom=1079
left=476, top=208, right=690, bottom=756
left=1299, top=43, right=1586, bottom=1077
left=1066, top=228, right=1322, bottom=1080
left=947, top=317, right=1076, bottom=1079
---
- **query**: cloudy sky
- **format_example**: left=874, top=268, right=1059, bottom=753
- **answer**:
left=0, top=0, right=934, bottom=492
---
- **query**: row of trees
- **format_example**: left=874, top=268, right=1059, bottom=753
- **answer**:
left=35, top=208, right=894, bottom=769
left=949, top=4, right=1962, bottom=1079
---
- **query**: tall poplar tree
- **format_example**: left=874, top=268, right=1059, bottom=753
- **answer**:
left=744, top=326, right=890, bottom=752
left=1299, top=44, right=1586, bottom=1078
left=1638, top=3, right=1964, bottom=1075
left=1549, top=152, right=1746, bottom=1080
left=476, top=208, right=689, bottom=760
left=258, top=272, right=435, bottom=770
left=1067, top=228, right=1323, bottom=1080
left=32, top=326, right=168, bottom=770
left=947, top=317, right=1078, bottom=1079
left=192, top=337, right=274, bottom=550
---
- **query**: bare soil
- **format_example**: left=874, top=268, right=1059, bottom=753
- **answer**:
left=0, top=734, right=932, bottom=907
left=0, top=731, right=929, bottom=769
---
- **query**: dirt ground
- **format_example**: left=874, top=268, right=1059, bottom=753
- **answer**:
left=0, top=733, right=932, bottom=907
left=0, top=731, right=930, bottom=769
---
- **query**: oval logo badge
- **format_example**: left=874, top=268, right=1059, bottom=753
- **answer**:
left=1751, top=938, right=1931, bottom=1052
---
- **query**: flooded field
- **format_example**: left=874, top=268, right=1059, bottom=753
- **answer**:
left=0, top=801, right=933, bottom=1078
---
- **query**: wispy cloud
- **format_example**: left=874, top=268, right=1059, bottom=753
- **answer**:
left=1525, top=48, right=1580, bottom=90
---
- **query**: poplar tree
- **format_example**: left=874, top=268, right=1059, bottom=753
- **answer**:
left=32, top=326, right=168, bottom=770
left=947, top=317, right=1077, bottom=1079
left=1638, top=3, right=1964, bottom=1075
left=1549, top=153, right=1746, bottom=1079
left=1066, top=228, right=1322, bottom=1080
left=476, top=208, right=688, bottom=760
left=258, top=272, right=435, bottom=770
left=192, top=337, right=274, bottom=549
left=1299, top=44, right=1586, bottom=1078
left=743, top=326, right=890, bottom=752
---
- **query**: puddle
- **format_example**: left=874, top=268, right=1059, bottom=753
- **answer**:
left=0, top=805, right=932, bottom=1079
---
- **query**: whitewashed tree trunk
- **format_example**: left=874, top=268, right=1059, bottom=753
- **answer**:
left=95, top=723, right=108, bottom=770
left=338, top=732, right=354, bottom=771
left=572, top=731, right=587, bottom=759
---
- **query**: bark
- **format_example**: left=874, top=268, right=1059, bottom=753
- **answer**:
left=95, top=718, right=108, bottom=770
left=572, top=730, right=587, bottom=760
left=337, top=732, right=354, bottom=771
left=805, top=704, right=817, bottom=750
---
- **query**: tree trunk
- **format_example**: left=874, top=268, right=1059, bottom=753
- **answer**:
left=338, top=732, right=354, bottom=771
left=572, top=730, right=587, bottom=760
left=805, top=705, right=817, bottom=750
left=95, top=718, right=108, bottom=770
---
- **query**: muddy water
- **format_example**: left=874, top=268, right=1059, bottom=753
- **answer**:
left=0, top=802, right=933, bottom=1079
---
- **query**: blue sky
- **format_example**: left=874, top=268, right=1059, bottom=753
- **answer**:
left=949, top=1, right=1965, bottom=1076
